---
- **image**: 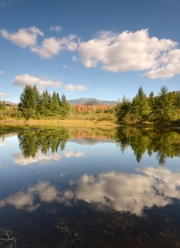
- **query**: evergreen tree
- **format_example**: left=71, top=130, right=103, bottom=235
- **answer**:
left=132, top=87, right=150, bottom=120
left=57, top=93, right=61, bottom=106
left=61, top=94, right=70, bottom=117
left=116, top=95, right=132, bottom=122
left=51, top=91, right=61, bottom=114
left=38, top=90, right=52, bottom=116
left=19, top=85, right=37, bottom=120
left=156, top=86, right=175, bottom=122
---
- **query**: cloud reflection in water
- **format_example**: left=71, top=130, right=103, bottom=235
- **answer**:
left=0, top=167, right=179, bottom=215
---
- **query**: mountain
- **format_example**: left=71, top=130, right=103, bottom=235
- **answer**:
left=68, top=98, right=117, bottom=105
left=69, top=138, right=115, bottom=146
left=84, top=100, right=100, bottom=105
left=5, top=101, right=17, bottom=106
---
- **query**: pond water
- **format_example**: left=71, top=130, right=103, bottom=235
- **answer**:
left=0, top=126, right=180, bottom=247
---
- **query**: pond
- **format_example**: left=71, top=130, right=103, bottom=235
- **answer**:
left=0, top=126, right=180, bottom=247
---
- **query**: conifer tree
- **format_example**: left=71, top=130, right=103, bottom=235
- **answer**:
left=19, top=85, right=37, bottom=120
left=132, top=87, right=150, bottom=120
left=157, top=86, right=175, bottom=122
left=61, top=94, right=70, bottom=117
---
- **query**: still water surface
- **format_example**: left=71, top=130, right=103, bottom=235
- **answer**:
left=0, top=126, right=180, bottom=247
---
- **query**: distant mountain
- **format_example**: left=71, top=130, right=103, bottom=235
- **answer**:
left=84, top=100, right=100, bottom=105
left=5, top=101, right=17, bottom=106
left=69, top=138, right=115, bottom=146
left=68, top=98, right=117, bottom=105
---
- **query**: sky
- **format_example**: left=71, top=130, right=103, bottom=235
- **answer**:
left=0, top=0, right=180, bottom=103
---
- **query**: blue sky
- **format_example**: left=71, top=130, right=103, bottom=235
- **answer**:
left=0, top=0, right=180, bottom=103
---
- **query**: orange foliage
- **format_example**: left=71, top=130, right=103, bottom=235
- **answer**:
left=75, top=104, right=115, bottom=114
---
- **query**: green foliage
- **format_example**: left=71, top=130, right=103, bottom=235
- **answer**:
left=61, top=94, right=70, bottom=118
left=115, top=95, right=131, bottom=122
left=18, top=85, right=70, bottom=119
left=116, top=86, right=180, bottom=124
left=0, top=100, right=6, bottom=110
left=132, top=87, right=151, bottom=120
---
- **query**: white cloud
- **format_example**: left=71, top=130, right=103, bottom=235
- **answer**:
left=62, top=150, right=86, bottom=158
left=0, top=70, right=3, bottom=75
left=64, top=84, right=87, bottom=91
left=12, top=74, right=63, bottom=90
left=11, top=151, right=62, bottom=166
left=78, top=29, right=179, bottom=78
left=144, top=49, right=180, bottom=78
left=1, top=26, right=44, bottom=48
left=72, top=56, right=79, bottom=62
left=31, top=35, right=78, bottom=59
left=1, top=27, right=78, bottom=59
left=63, top=64, right=70, bottom=69
left=0, top=92, right=6, bottom=96
left=50, top=25, right=62, bottom=32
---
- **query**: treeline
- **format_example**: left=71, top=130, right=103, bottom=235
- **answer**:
left=18, top=85, right=70, bottom=120
left=116, top=86, right=180, bottom=123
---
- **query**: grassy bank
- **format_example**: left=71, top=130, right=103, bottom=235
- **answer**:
left=0, top=118, right=180, bottom=133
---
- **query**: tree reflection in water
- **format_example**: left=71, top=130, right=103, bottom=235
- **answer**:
left=15, top=126, right=180, bottom=165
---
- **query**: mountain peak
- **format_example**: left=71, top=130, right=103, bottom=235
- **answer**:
left=68, top=98, right=117, bottom=105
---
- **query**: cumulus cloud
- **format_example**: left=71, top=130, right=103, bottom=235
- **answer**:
left=11, top=151, right=62, bottom=166
left=64, top=84, right=87, bottom=91
left=12, top=74, right=63, bottom=90
left=1, top=26, right=44, bottom=48
left=31, top=35, right=78, bottom=59
left=0, top=92, right=6, bottom=96
left=1, top=27, right=78, bottom=59
left=144, top=49, right=180, bottom=78
left=62, top=150, right=86, bottom=158
left=78, top=29, right=180, bottom=78
left=50, top=25, right=62, bottom=32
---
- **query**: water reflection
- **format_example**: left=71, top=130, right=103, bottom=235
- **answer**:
left=9, top=127, right=180, bottom=165
left=11, top=151, right=62, bottom=166
left=0, top=126, right=180, bottom=247
left=0, top=167, right=179, bottom=216
left=116, top=127, right=180, bottom=165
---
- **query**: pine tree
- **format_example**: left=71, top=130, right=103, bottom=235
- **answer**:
left=116, top=95, right=132, bottom=122
left=38, top=90, right=52, bottom=116
left=132, top=87, right=150, bottom=121
left=61, top=94, right=70, bottom=117
left=156, top=86, right=175, bottom=122
left=19, top=85, right=37, bottom=120
left=51, top=91, right=61, bottom=115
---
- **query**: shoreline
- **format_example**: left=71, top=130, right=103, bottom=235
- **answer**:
left=0, top=119, right=180, bottom=133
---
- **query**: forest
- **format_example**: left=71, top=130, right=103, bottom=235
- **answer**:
left=0, top=85, right=180, bottom=124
